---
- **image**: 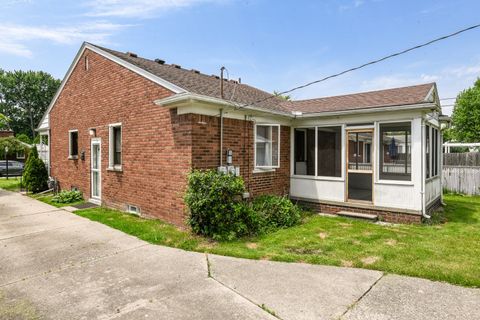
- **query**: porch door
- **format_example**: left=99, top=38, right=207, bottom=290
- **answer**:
left=347, top=130, right=374, bottom=202
left=91, top=138, right=101, bottom=202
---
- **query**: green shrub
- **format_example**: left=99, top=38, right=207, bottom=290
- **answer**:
left=52, top=190, right=83, bottom=204
left=185, top=170, right=304, bottom=240
left=185, top=170, right=253, bottom=240
left=252, top=195, right=302, bottom=232
left=22, top=147, right=48, bottom=193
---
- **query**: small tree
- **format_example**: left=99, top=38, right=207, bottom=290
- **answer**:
left=22, top=147, right=48, bottom=193
left=15, top=133, right=31, bottom=145
left=0, top=136, right=26, bottom=160
left=450, top=78, right=480, bottom=142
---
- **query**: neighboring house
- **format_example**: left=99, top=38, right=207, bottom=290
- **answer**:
left=0, top=130, right=30, bottom=162
left=37, top=42, right=445, bottom=225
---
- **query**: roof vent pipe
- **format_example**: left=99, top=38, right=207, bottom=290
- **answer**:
left=220, top=66, right=226, bottom=99
left=155, top=59, right=165, bottom=64
left=126, top=52, right=137, bottom=58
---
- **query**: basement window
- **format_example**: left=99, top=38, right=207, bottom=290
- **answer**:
left=127, top=204, right=140, bottom=215
left=255, top=124, right=280, bottom=169
left=68, top=130, right=78, bottom=159
left=108, top=123, right=122, bottom=170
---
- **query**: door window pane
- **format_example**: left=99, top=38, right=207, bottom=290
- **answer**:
left=379, top=123, right=411, bottom=181
left=348, top=132, right=372, bottom=171
left=317, top=126, right=342, bottom=177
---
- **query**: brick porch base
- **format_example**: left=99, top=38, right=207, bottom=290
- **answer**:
left=293, top=198, right=423, bottom=224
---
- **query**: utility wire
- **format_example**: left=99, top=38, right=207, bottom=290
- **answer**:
left=236, top=23, right=480, bottom=109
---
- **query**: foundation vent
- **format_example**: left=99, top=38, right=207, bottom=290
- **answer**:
left=127, top=204, right=140, bottom=216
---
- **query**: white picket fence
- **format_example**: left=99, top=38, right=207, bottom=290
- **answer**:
left=442, top=166, right=480, bottom=195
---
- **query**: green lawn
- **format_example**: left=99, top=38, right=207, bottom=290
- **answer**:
left=0, top=177, right=22, bottom=191
left=32, top=193, right=85, bottom=208
left=73, top=194, right=480, bottom=288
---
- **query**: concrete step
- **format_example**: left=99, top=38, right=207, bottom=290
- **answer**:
left=337, top=211, right=378, bottom=221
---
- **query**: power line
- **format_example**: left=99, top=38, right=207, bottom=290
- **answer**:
left=236, top=23, right=480, bottom=109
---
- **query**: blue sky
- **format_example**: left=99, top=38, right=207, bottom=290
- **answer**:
left=1, top=0, right=479, bottom=115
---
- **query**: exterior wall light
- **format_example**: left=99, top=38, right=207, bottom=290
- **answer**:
left=89, top=128, right=96, bottom=137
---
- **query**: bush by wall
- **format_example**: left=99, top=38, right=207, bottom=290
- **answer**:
left=185, top=170, right=303, bottom=240
left=22, top=147, right=48, bottom=193
left=185, top=170, right=252, bottom=240
left=52, top=190, right=83, bottom=204
left=252, top=195, right=302, bottom=232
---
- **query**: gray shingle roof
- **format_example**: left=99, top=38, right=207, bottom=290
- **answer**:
left=91, top=44, right=436, bottom=115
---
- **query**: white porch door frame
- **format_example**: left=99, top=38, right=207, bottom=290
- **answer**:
left=90, top=138, right=101, bottom=204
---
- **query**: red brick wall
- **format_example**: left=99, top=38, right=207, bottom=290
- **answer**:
left=49, top=48, right=192, bottom=226
left=190, top=114, right=290, bottom=197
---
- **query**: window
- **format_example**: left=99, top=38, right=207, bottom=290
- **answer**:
left=379, top=122, right=411, bottom=181
left=432, top=127, right=439, bottom=177
left=16, top=150, right=25, bottom=159
left=255, top=124, right=280, bottom=168
left=426, top=125, right=430, bottom=179
left=294, top=126, right=342, bottom=177
left=294, top=128, right=315, bottom=175
left=109, top=123, right=122, bottom=169
left=69, top=130, right=78, bottom=158
left=317, top=126, right=342, bottom=177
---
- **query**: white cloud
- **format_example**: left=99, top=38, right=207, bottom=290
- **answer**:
left=85, top=0, right=221, bottom=18
left=339, top=0, right=365, bottom=12
left=0, top=22, right=129, bottom=57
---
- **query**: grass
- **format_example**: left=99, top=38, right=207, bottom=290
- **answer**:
left=0, top=177, right=22, bottom=191
left=72, top=194, right=480, bottom=288
left=32, top=193, right=85, bottom=208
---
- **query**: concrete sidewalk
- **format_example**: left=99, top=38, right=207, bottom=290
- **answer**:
left=1, top=189, right=479, bottom=319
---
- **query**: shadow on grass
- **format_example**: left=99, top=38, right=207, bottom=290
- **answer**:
left=443, top=195, right=479, bottom=224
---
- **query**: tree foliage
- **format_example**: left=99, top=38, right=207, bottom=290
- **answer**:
left=450, top=78, right=480, bottom=142
left=0, top=69, right=60, bottom=138
left=0, top=113, right=10, bottom=130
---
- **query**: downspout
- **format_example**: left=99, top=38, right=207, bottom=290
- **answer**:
left=220, top=109, right=224, bottom=167
left=421, top=119, right=431, bottom=219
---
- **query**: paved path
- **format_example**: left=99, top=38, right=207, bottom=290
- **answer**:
left=1, top=189, right=479, bottom=320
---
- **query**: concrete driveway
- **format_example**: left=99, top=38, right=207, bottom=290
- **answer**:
left=1, top=189, right=479, bottom=320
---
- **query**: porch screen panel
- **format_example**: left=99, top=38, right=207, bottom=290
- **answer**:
left=294, top=128, right=315, bottom=175
left=379, top=122, right=411, bottom=181
left=317, top=126, right=342, bottom=177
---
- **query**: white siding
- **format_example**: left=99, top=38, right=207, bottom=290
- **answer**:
left=426, top=177, right=442, bottom=204
left=290, top=178, right=345, bottom=202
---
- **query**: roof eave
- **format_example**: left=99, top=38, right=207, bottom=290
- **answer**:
left=154, top=93, right=292, bottom=118
left=293, top=102, right=438, bottom=118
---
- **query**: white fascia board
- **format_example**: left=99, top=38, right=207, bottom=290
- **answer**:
left=154, top=93, right=291, bottom=118
left=296, top=103, right=438, bottom=118
left=36, top=42, right=187, bottom=131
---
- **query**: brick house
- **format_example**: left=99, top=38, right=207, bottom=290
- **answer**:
left=37, top=42, right=445, bottom=225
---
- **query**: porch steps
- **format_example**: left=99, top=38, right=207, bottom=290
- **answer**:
left=337, top=211, right=378, bottom=222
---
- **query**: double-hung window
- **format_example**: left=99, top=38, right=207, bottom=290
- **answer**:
left=68, top=130, right=78, bottom=158
left=255, top=124, right=280, bottom=168
left=379, top=122, right=411, bottom=181
left=109, top=123, right=122, bottom=170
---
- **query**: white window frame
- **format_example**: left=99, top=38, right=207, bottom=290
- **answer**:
left=16, top=150, right=26, bottom=159
left=254, top=124, right=280, bottom=169
left=108, top=123, right=122, bottom=171
left=292, top=124, right=344, bottom=181
left=376, top=120, right=413, bottom=183
left=68, top=129, right=79, bottom=159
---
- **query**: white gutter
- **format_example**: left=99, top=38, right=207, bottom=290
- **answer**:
left=155, top=93, right=438, bottom=119
left=298, top=103, right=438, bottom=118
